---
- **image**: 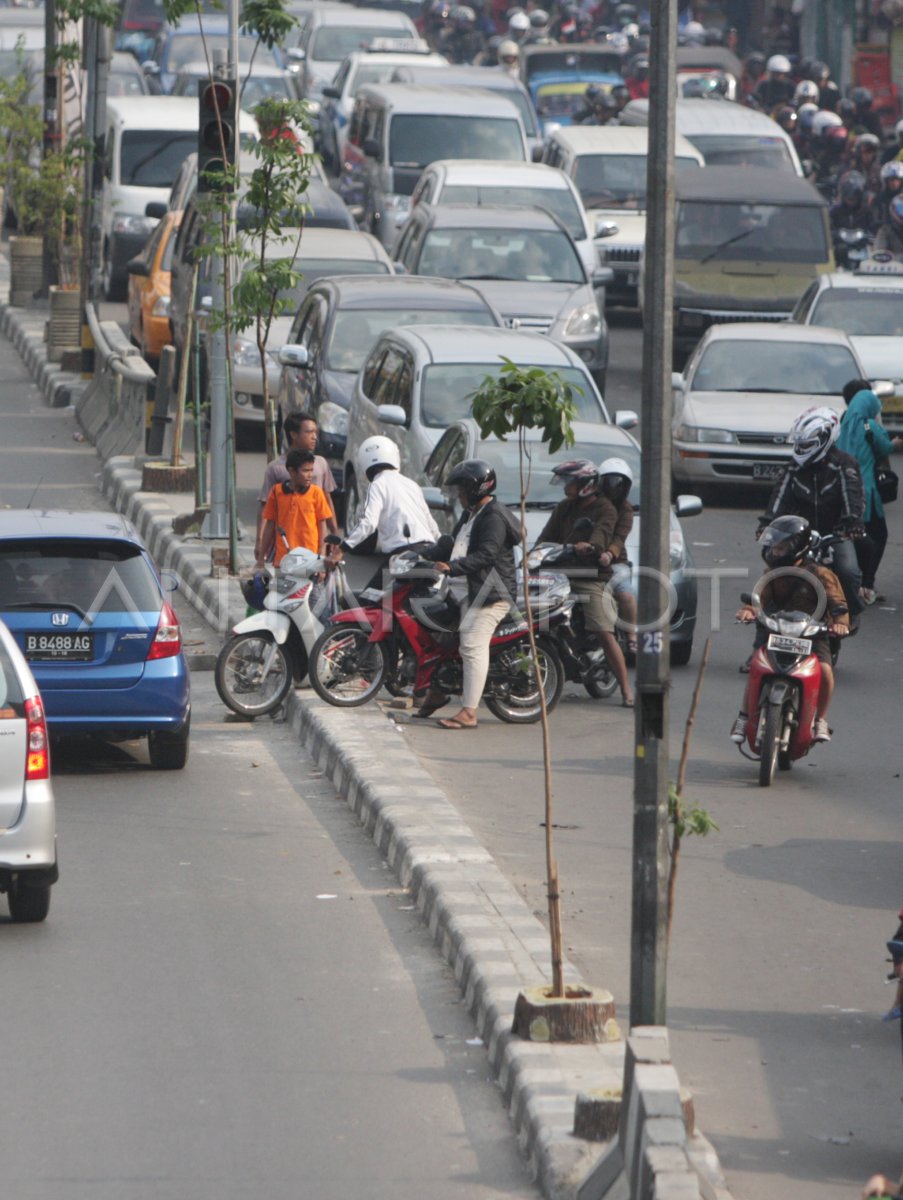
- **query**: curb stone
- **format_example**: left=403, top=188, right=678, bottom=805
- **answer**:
left=0, top=293, right=732, bottom=1200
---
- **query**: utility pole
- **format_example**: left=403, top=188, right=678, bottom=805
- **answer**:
left=40, top=0, right=58, bottom=298
left=82, top=16, right=110, bottom=328
left=630, top=0, right=677, bottom=1031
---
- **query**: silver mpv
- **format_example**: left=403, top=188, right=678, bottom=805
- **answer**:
left=0, top=619, right=57, bottom=923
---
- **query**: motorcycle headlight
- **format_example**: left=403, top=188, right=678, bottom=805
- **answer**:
left=233, top=336, right=261, bottom=367
left=563, top=301, right=602, bottom=340
left=318, top=401, right=349, bottom=437
left=113, top=214, right=156, bottom=235
left=151, top=295, right=171, bottom=318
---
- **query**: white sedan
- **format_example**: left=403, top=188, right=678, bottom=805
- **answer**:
left=671, top=323, right=867, bottom=494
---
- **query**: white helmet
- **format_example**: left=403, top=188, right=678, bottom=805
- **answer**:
left=767, top=54, right=791, bottom=74
left=896, top=117, right=903, bottom=145
left=598, top=456, right=634, bottom=484
left=508, top=10, right=530, bottom=33
left=358, top=435, right=400, bottom=477
left=793, top=79, right=820, bottom=105
left=811, top=109, right=843, bottom=137
left=789, top=407, right=840, bottom=466
left=683, top=20, right=705, bottom=45
left=498, top=38, right=520, bottom=58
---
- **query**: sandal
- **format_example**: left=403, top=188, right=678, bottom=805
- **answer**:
left=437, top=717, right=478, bottom=730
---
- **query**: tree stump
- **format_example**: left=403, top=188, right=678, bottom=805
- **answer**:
left=511, top=984, right=619, bottom=1043
left=573, top=1088, right=622, bottom=1141
left=142, top=462, right=197, bottom=493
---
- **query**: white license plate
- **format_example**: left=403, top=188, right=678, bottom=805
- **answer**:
left=25, top=632, right=93, bottom=661
left=767, top=633, right=811, bottom=655
left=752, top=462, right=784, bottom=481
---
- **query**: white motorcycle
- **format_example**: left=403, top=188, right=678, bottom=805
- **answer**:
left=215, top=548, right=337, bottom=718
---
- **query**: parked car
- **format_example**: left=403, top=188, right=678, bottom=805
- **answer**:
left=671, top=323, right=866, bottom=494
left=791, top=264, right=903, bottom=433
left=318, top=43, right=447, bottom=169
left=277, top=275, right=502, bottom=487
left=341, top=83, right=529, bottom=246
left=126, top=209, right=181, bottom=366
left=339, top=324, right=637, bottom=524
left=392, top=203, right=612, bottom=389
left=0, top=511, right=191, bottom=770
left=542, top=124, right=704, bottom=307
left=409, top=159, right=598, bottom=278
left=228, top=228, right=395, bottom=429
left=0, top=618, right=58, bottom=923
left=419, top=420, right=700, bottom=663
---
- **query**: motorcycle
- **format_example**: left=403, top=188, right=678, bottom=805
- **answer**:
left=308, top=550, right=567, bottom=723
left=525, top=542, right=621, bottom=699
left=832, top=227, right=872, bottom=270
left=214, top=547, right=334, bottom=718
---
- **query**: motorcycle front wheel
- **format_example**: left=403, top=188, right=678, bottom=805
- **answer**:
left=758, top=703, right=781, bottom=788
left=309, top=624, right=388, bottom=707
left=215, top=632, right=292, bottom=719
left=484, top=638, right=564, bottom=724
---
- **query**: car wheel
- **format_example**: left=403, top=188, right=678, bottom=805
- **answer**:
left=148, top=719, right=190, bottom=770
left=671, top=639, right=693, bottom=667
left=8, top=877, right=51, bottom=923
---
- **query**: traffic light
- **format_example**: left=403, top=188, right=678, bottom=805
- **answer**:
left=198, top=78, right=237, bottom=193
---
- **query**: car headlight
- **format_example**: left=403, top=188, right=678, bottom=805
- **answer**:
left=318, top=401, right=349, bottom=437
left=233, top=336, right=261, bottom=367
left=563, top=302, right=602, bottom=340
left=113, top=214, right=157, bottom=236
left=151, top=295, right=171, bottom=317
left=675, top=425, right=735, bottom=444
left=670, top=529, right=687, bottom=571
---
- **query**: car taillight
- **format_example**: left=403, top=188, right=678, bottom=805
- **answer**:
left=25, top=696, right=49, bottom=781
left=146, top=602, right=182, bottom=660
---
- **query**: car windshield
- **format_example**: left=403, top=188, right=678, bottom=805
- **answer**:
left=574, top=154, right=700, bottom=209
left=676, top=200, right=827, bottom=263
left=686, top=133, right=796, bottom=172
left=419, top=227, right=585, bottom=283
left=440, top=183, right=585, bottom=239
left=535, top=82, right=593, bottom=120
left=311, top=26, right=410, bottom=61
left=240, top=75, right=292, bottom=108
left=0, top=540, right=162, bottom=614
left=420, top=363, right=603, bottom=427
left=120, top=131, right=199, bottom=187
left=326, top=307, right=495, bottom=371
left=691, top=340, right=860, bottom=395
left=166, top=34, right=268, bottom=71
left=302, top=258, right=391, bottom=285
left=389, top=115, right=524, bottom=167
left=485, top=439, right=641, bottom=506
left=809, top=289, right=903, bottom=337
left=108, top=71, right=147, bottom=96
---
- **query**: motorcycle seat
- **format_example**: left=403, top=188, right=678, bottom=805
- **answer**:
left=418, top=597, right=462, bottom=633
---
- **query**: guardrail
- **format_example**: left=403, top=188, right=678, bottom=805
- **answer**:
left=76, top=303, right=156, bottom=460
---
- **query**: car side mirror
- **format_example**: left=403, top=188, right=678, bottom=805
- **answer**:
left=871, top=378, right=896, bottom=398
left=671, top=372, right=685, bottom=390
left=126, top=257, right=149, bottom=277
left=592, top=266, right=615, bottom=289
left=321, top=84, right=340, bottom=99
left=145, top=200, right=166, bottom=219
left=393, top=260, right=407, bottom=274
left=362, top=137, right=382, bottom=159
left=287, top=46, right=305, bottom=62
left=278, top=344, right=310, bottom=368
left=674, top=494, right=703, bottom=518
left=531, top=145, right=544, bottom=162
left=142, top=61, right=160, bottom=75
left=422, top=485, right=451, bottom=512
left=595, top=219, right=619, bottom=239
left=614, top=409, right=638, bottom=429
left=377, top=403, right=407, bottom=427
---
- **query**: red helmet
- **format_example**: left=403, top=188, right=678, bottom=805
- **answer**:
left=551, top=458, right=598, bottom=498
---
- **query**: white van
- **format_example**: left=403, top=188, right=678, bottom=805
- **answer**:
left=542, top=125, right=704, bottom=306
left=620, top=98, right=803, bottom=176
left=101, top=95, right=257, bottom=300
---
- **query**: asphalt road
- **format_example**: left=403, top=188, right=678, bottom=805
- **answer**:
left=99, top=298, right=903, bottom=1200
left=0, top=333, right=539, bottom=1200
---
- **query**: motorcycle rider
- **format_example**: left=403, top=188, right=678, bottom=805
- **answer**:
left=329, top=436, right=440, bottom=586
left=535, top=459, right=634, bottom=707
left=869, top=161, right=903, bottom=233
left=754, top=54, right=794, bottom=111
left=830, top=171, right=873, bottom=234
left=874, top=193, right=903, bottom=258
left=597, top=457, right=638, bottom=664
left=415, top=459, right=521, bottom=730
left=575, top=84, right=619, bottom=126
left=496, top=37, right=521, bottom=76
left=438, top=5, right=484, bottom=63
left=759, top=407, right=866, bottom=621
left=730, top=516, right=850, bottom=745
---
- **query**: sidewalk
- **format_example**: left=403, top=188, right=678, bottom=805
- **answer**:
left=0, top=253, right=729, bottom=1200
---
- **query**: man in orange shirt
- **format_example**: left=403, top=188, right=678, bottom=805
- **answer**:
left=258, top=450, right=332, bottom=566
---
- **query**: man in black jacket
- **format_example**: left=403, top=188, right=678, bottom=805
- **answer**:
left=759, top=406, right=865, bottom=617
left=415, top=459, right=519, bottom=729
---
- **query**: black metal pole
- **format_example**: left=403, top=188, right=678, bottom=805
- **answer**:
left=39, top=0, right=58, bottom=297
left=630, top=0, right=677, bottom=1031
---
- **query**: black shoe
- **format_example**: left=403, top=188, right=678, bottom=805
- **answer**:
left=739, top=654, right=752, bottom=674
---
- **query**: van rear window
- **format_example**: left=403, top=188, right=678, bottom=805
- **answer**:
left=676, top=200, right=827, bottom=264
left=120, top=131, right=198, bottom=187
left=687, top=134, right=796, bottom=173
left=389, top=115, right=525, bottom=168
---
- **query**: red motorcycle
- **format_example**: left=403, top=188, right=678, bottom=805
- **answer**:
left=739, top=601, right=831, bottom=787
left=308, top=551, right=566, bottom=724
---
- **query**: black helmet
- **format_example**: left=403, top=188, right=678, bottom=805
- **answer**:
left=551, top=458, right=598, bottom=497
left=775, top=105, right=797, bottom=132
left=838, top=96, right=856, bottom=122
left=851, top=85, right=873, bottom=110
left=760, top=516, right=813, bottom=569
left=840, top=170, right=866, bottom=206
left=611, top=82, right=631, bottom=105
left=446, top=458, right=497, bottom=507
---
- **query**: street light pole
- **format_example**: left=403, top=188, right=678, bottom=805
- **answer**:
left=630, top=0, right=677, bottom=1031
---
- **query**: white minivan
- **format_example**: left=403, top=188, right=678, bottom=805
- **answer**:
left=101, top=95, right=257, bottom=300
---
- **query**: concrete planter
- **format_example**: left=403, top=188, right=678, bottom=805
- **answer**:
left=46, top=285, right=81, bottom=362
left=8, top=236, right=43, bottom=308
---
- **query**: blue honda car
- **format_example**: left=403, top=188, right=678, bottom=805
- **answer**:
left=0, top=511, right=191, bottom=769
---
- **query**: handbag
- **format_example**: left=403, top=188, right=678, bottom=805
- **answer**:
left=864, top=421, right=899, bottom=505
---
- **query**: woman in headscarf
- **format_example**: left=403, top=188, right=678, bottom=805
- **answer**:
left=838, top=381, right=902, bottom=604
